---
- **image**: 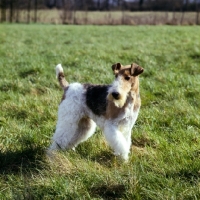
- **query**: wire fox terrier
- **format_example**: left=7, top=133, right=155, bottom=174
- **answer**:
left=48, top=62, right=143, bottom=160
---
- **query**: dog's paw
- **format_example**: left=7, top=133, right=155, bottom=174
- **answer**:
left=114, top=152, right=129, bottom=162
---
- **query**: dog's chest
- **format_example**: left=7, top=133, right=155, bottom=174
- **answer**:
left=118, top=104, right=139, bottom=132
left=121, top=107, right=134, bottom=123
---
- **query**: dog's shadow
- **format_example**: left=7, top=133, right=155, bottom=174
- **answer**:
left=74, top=146, right=117, bottom=168
left=89, top=184, right=126, bottom=199
left=91, top=150, right=115, bottom=167
left=0, top=146, right=46, bottom=174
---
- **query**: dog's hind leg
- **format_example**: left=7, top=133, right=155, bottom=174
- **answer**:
left=48, top=117, right=96, bottom=152
left=69, top=117, right=96, bottom=149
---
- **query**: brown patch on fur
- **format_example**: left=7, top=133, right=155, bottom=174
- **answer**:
left=131, top=63, right=144, bottom=76
left=133, top=94, right=141, bottom=111
left=78, top=117, right=93, bottom=131
left=130, top=76, right=141, bottom=111
left=133, top=97, right=141, bottom=111
left=60, top=86, right=69, bottom=103
left=68, top=117, right=94, bottom=147
left=106, top=92, right=138, bottom=119
left=106, top=100, right=126, bottom=119
left=120, top=69, right=133, bottom=92
left=112, top=63, right=122, bottom=75
left=58, top=72, right=69, bottom=89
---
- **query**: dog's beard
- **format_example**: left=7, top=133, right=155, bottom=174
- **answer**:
left=107, top=93, right=127, bottom=108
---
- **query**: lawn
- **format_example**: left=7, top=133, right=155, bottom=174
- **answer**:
left=0, top=24, right=200, bottom=199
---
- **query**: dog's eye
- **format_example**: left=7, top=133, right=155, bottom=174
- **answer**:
left=125, top=76, right=130, bottom=81
left=115, top=74, right=118, bottom=78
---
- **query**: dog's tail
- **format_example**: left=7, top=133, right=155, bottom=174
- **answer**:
left=55, top=64, right=69, bottom=89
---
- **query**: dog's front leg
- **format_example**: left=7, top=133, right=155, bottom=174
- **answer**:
left=103, top=121, right=130, bottom=161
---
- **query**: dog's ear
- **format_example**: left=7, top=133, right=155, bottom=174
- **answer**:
left=131, top=63, right=144, bottom=76
left=112, top=63, right=121, bottom=75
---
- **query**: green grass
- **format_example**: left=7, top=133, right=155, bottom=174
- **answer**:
left=0, top=24, right=200, bottom=199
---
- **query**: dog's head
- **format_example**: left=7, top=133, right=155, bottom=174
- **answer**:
left=107, top=63, right=144, bottom=108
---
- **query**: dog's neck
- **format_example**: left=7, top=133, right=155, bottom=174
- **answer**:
left=106, top=89, right=140, bottom=119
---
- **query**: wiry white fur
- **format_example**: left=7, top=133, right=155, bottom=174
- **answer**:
left=49, top=83, right=95, bottom=150
left=102, top=101, right=139, bottom=160
left=48, top=65, right=141, bottom=161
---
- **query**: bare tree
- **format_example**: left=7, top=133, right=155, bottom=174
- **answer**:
left=171, top=0, right=177, bottom=23
left=16, top=0, right=19, bottom=23
left=105, top=0, right=109, bottom=10
left=72, top=0, right=77, bottom=24
left=139, top=0, right=144, bottom=10
left=121, top=0, right=125, bottom=24
left=83, top=0, right=88, bottom=24
left=27, top=0, right=31, bottom=24
left=195, top=0, right=200, bottom=24
left=97, top=0, right=100, bottom=10
left=1, top=0, right=7, bottom=22
left=62, top=0, right=73, bottom=24
left=9, top=0, right=14, bottom=23
left=34, top=0, right=38, bottom=23
left=180, top=0, right=185, bottom=25
left=62, top=0, right=67, bottom=24
left=185, top=0, right=189, bottom=10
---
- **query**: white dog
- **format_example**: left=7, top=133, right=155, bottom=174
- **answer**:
left=48, top=63, right=143, bottom=160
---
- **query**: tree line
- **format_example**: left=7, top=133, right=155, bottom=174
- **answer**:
left=0, top=0, right=199, bottom=24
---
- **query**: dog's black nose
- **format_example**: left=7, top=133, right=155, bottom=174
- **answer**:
left=112, top=92, right=120, bottom=100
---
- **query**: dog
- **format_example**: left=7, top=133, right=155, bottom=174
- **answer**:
left=48, top=62, right=143, bottom=161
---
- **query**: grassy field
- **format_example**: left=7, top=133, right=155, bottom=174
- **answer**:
left=0, top=24, right=200, bottom=199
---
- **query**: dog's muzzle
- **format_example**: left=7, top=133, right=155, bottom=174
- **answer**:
left=112, top=92, right=120, bottom=100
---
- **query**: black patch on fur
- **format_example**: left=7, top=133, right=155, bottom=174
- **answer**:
left=84, top=84, right=110, bottom=116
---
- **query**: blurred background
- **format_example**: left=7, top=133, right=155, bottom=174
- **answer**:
left=0, top=0, right=200, bottom=25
